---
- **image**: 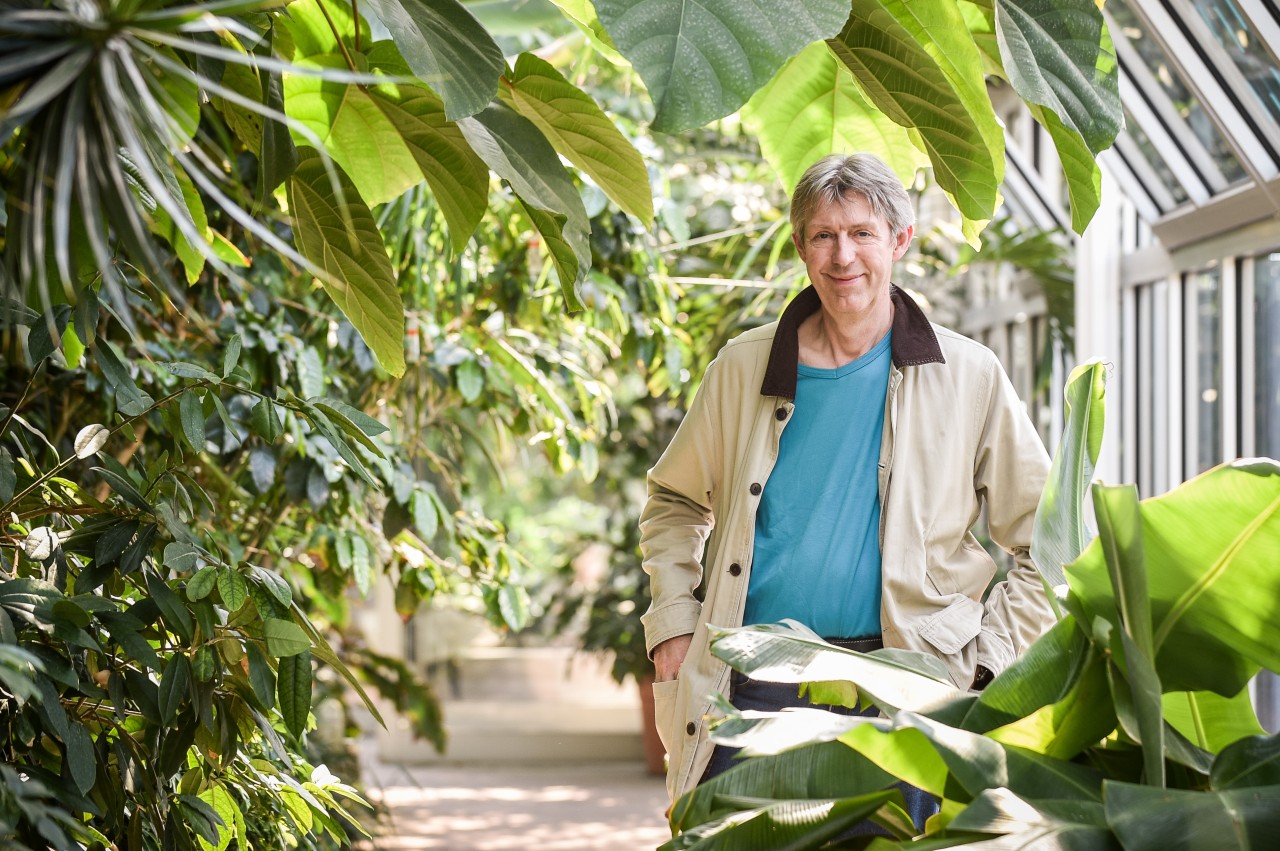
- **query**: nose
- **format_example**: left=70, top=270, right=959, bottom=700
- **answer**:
left=834, top=234, right=857, bottom=265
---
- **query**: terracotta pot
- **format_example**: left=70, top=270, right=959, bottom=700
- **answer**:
left=636, top=674, right=667, bottom=776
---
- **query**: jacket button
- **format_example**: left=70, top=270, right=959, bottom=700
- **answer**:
left=729, top=563, right=741, bottom=576
left=686, top=721, right=696, bottom=735
left=775, top=407, right=787, bottom=420
left=749, top=482, right=762, bottom=495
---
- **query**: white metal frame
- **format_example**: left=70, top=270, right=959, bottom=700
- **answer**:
left=1241, top=255, right=1258, bottom=457
left=1168, top=0, right=1280, bottom=163
left=1130, top=0, right=1280, bottom=182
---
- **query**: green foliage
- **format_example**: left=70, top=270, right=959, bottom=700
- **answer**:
left=662, top=365, right=1280, bottom=848
left=593, top=0, right=849, bottom=134
left=594, top=0, right=1121, bottom=237
left=0, top=337, right=379, bottom=847
left=0, top=0, right=653, bottom=375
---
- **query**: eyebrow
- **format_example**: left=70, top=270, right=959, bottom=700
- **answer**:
left=807, top=221, right=882, bottom=234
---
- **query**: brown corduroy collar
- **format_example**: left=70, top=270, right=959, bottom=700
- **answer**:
left=759, top=284, right=945, bottom=400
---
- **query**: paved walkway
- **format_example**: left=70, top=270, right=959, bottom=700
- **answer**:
left=357, top=757, right=672, bottom=850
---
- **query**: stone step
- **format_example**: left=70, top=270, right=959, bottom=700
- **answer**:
left=377, top=699, right=644, bottom=764
left=376, top=646, right=648, bottom=764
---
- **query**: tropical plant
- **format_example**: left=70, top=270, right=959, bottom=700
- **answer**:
left=0, top=310, right=386, bottom=849
left=592, top=0, right=1121, bottom=240
left=1, top=0, right=653, bottom=376
left=660, top=360, right=1280, bottom=849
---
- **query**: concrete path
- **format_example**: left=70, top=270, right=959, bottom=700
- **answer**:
left=357, top=758, right=672, bottom=851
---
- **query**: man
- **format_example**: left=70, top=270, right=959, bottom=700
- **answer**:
left=639, top=153, right=1056, bottom=806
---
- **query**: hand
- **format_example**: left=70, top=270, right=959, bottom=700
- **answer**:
left=653, top=634, right=693, bottom=682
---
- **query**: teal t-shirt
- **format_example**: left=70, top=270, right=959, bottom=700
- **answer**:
left=743, top=330, right=891, bottom=638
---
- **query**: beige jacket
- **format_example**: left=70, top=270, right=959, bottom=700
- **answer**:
left=639, top=286, right=1055, bottom=801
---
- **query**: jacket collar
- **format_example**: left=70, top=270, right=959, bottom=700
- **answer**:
left=760, top=284, right=945, bottom=399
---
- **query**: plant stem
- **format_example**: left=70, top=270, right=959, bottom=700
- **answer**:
left=351, top=0, right=361, bottom=54
left=316, top=0, right=358, bottom=74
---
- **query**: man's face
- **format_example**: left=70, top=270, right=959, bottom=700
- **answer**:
left=794, top=194, right=913, bottom=322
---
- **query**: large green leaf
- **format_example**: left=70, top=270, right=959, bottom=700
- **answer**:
left=960, top=616, right=1087, bottom=734
left=263, top=617, right=309, bottom=657
left=664, top=793, right=900, bottom=850
left=992, top=0, right=1118, bottom=235
left=947, top=788, right=1114, bottom=847
left=459, top=102, right=591, bottom=309
left=1165, top=690, right=1266, bottom=757
left=1104, top=781, right=1280, bottom=851
left=503, top=52, right=652, bottom=224
left=1030, top=103, right=1103, bottom=235
left=543, top=0, right=624, bottom=63
left=1211, top=734, right=1280, bottom=790
left=519, top=201, right=584, bottom=311
left=993, top=0, right=1120, bottom=156
left=287, top=147, right=406, bottom=377
left=827, top=0, right=1003, bottom=239
left=593, top=0, right=847, bottom=133
left=362, top=0, right=504, bottom=120
left=708, top=622, right=963, bottom=716
left=985, top=638, right=1116, bottom=762
left=1066, top=460, right=1280, bottom=696
left=891, top=710, right=1106, bottom=803
left=1093, top=484, right=1163, bottom=785
left=284, top=54, right=424, bottom=206
left=1032, top=360, right=1106, bottom=594
left=365, top=43, right=488, bottom=252
left=740, top=41, right=929, bottom=193
left=710, top=704, right=873, bottom=758
left=670, top=739, right=895, bottom=833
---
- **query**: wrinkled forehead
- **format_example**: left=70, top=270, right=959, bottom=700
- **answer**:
left=803, top=191, right=891, bottom=236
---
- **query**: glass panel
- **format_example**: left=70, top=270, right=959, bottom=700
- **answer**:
left=1136, top=282, right=1170, bottom=496
left=1190, top=268, right=1223, bottom=473
left=1124, top=107, right=1191, bottom=205
left=1194, top=0, right=1280, bottom=125
left=1111, top=0, right=1249, bottom=183
left=1256, top=252, right=1280, bottom=456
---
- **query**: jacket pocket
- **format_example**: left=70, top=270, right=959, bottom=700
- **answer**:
left=917, top=595, right=984, bottom=655
left=652, top=678, right=680, bottom=754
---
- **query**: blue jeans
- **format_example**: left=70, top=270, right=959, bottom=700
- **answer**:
left=701, top=669, right=939, bottom=837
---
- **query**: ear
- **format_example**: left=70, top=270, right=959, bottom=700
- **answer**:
left=792, top=228, right=806, bottom=261
left=892, top=225, right=914, bottom=261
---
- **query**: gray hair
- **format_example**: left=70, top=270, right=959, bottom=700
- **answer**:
left=790, top=153, right=915, bottom=242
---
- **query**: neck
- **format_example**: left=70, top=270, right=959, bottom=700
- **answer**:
left=799, top=301, right=893, bottom=369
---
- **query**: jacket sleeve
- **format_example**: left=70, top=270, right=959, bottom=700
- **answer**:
left=638, top=357, right=725, bottom=657
left=972, top=356, right=1057, bottom=675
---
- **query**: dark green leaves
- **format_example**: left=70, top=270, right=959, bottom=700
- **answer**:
left=1212, top=734, right=1280, bottom=791
left=459, top=103, right=591, bottom=309
left=363, top=0, right=504, bottom=120
left=217, top=569, right=248, bottom=613
left=277, top=650, right=313, bottom=738
left=1105, top=782, right=1280, bottom=850
left=159, top=653, right=192, bottom=723
left=180, top=390, right=206, bottom=452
